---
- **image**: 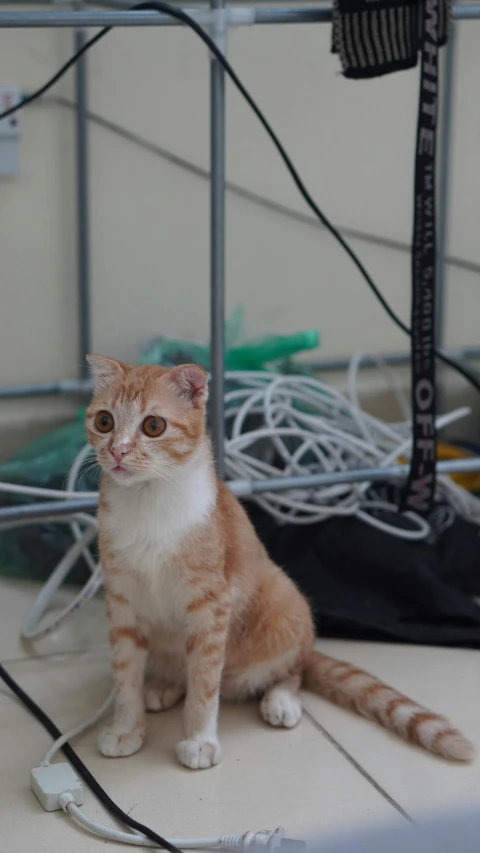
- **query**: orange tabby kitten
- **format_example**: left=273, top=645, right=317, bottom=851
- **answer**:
left=86, top=355, right=474, bottom=769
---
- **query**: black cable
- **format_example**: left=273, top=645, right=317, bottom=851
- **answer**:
left=3, top=28, right=110, bottom=119
left=2, top=0, right=480, bottom=395
left=0, top=661, right=182, bottom=853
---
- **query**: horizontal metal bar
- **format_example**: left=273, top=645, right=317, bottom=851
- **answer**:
left=309, top=353, right=413, bottom=372
left=0, top=498, right=98, bottom=523
left=0, top=8, right=215, bottom=27
left=1, top=457, right=479, bottom=523
left=0, top=5, right=478, bottom=28
left=309, top=346, right=480, bottom=373
left=228, top=457, right=480, bottom=497
left=0, top=379, right=92, bottom=399
left=453, top=2, right=480, bottom=16
left=88, top=0, right=325, bottom=6
left=2, top=345, right=480, bottom=397
left=254, top=7, right=332, bottom=24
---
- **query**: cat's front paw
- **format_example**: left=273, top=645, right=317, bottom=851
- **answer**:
left=97, top=726, right=145, bottom=757
left=176, top=736, right=221, bottom=770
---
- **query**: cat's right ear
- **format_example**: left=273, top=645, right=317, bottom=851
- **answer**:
left=86, top=354, right=128, bottom=393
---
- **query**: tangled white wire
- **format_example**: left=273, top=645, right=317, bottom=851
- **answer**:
left=223, top=361, right=480, bottom=538
left=1, top=353, right=480, bottom=640
left=0, top=444, right=102, bottom=640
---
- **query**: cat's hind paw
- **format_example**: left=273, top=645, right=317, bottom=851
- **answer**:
left=145, top=684, right=184, bottom=712
left=176, top=736, right=221, bottom=770
left=260, top=688, right=302, bottom=728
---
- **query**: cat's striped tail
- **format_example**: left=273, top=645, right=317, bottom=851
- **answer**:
left=303, top=651, right=474, bottom=762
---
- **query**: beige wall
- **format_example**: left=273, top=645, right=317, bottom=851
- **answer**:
left=0, top=9, right=479, bottom=450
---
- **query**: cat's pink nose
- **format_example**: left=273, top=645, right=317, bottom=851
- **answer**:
left=111, top=447, right=129, bottom=465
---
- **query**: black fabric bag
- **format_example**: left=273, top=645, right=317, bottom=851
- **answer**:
left=247, top=492, right=480, bottom=648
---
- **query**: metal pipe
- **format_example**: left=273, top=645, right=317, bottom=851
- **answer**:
left=2, top=457, right=480, bottom=524
left=0, top=9, right=210, bottom=27
left=254, top=7, right=332, bottom=24
left=1, top=343, right=480, bottom=397
left=0, top=379, right=92, bottom=398
left=308, top=353, right=414, bottom=372
left=75, top=28, right=92, bottom=379
left=308, top=346, right=480, bottom=373
left=453, top=3, right=480, bottom=17
left=0, top=5, right=478, bottom=28
left=209, top=0, right=226, bottom=477
left=0, top=499, right=98, bottom=523
left=229, top=458, right=480, bottom=497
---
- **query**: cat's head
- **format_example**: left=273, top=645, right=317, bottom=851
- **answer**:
left=86, top=355, right=208, bottom=485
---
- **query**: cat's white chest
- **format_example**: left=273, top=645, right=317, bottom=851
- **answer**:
left=102, top=465, right=216, bottom=628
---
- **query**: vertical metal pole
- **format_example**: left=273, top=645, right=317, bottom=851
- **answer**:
left=209, top=0, right=226, bottom=476
left=75, top=28, right=91, bottom=379
left=436, top=23, right=456, bottom=405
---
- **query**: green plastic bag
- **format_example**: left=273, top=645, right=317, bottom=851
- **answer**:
left=0, top=408, right=92, bottom=490
left=140, top=307, right=320, bottom=373
left=0, top=408, right=97, bottom=583
left=139, top=306, right=246, bottom=369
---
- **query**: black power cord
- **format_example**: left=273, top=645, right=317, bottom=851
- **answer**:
left=1, top=0, right=479, bottom=395
left=0, top=661, right=182, bottom=852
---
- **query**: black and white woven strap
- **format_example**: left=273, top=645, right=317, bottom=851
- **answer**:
left=401, top=0, right=439, bottom=514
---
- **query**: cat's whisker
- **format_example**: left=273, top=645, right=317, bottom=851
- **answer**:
left=150, top=467, right=182, bottom=487
left=64, top=455, right=101, bottom=491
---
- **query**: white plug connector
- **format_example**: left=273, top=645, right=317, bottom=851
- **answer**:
left=219, top=828, right=305, bottom=852
left=30, top=763, right=84, bottom=812
left=59, top=799, right=306, bottom=852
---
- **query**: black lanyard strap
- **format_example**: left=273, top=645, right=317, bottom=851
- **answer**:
left=401, top=0, right=439, bottom=515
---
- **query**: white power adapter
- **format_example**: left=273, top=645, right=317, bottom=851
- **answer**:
left=31, top=763, right=84, bottom=812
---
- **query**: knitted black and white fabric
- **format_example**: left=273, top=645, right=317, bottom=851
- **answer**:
left=332, top=0, right=450, bottom=78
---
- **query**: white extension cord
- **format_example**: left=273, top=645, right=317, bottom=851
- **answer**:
left=59, top=796, right=291, bottom=851
left=1, top=355, right=480, bottom=640
left=31, top=686, right=301, bottom=850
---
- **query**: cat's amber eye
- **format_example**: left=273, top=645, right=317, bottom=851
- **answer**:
left=94, top=410, right=114, bottom=434
left=142, top=416, right=167, bottom=438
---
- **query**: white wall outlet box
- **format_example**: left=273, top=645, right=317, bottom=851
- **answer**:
left=0, top=86, right=22, bottom=175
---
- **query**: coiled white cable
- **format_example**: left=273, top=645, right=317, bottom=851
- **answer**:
left=0, top=446, right=102, bottom=639
left=223, top=369, right=477, bottom=539
left=1, top=354, right=479, bottom=641
left=0, top=509, right=102, bottom=640
left=20, top=513, right=102, bottom=640
left=65, top=442, right=100, bottom=577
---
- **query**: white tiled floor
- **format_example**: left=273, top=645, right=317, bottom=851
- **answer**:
left=0, top=577, right=479, bottom=853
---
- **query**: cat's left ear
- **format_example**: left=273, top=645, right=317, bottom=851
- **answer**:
left=168, top=364, right=209, bottom=408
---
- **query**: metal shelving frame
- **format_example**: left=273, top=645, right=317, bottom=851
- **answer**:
left=2, top=1, right=480, bottom=524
